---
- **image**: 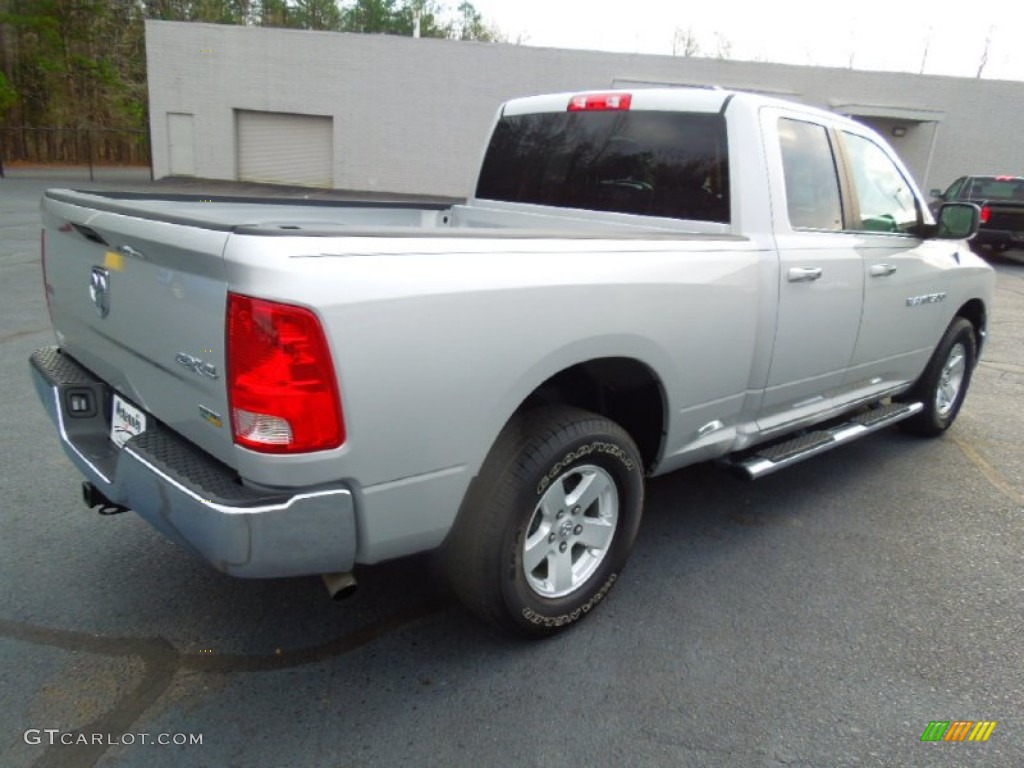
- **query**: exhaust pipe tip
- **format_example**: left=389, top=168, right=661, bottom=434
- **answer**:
left=322, top=571, right=358, bottom=601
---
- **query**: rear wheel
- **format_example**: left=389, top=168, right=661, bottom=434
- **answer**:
left=901, top=317, right=977, bottom=436
left=444, top=406, right=644, bottom=637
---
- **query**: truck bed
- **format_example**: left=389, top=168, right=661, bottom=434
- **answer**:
left=44, top=188, right=456, bottom=232
left=44, top=189, right=737, bottom=239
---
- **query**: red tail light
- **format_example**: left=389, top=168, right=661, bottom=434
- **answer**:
left=980, top=205, right=991, bottom=224
left=226, top=293, right=344, bottom=453
left=568, top=93, right=632, bottom=112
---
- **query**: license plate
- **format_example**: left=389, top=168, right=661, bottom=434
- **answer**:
left=110, top=394, right=147, bottom=448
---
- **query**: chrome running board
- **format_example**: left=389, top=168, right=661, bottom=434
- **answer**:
left=726, top=401, right=924, bottom=480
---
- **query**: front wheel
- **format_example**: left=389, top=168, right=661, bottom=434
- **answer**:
left=901, top=317, right=977, bottom=436
left=444, top=406, right=644, bottom=638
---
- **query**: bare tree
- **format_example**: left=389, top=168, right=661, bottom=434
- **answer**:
left=671, top=26, right=700, bottom=57
left=713, top=30, right=731, bottom=59
left=919, top=25, right=933, bottom=74
left=976, top=25, right=994, bottom=78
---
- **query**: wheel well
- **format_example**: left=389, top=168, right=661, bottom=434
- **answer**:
left=956, top=299, right=987, bottom=350
left=521, top=358, right=665, bottom=470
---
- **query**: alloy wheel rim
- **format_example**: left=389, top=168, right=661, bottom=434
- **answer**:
left=522, top=464, right=619, bottom=599
left=935, top=342, right=967, bottom=418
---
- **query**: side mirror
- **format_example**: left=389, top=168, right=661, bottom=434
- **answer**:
left=935, top=202, right=980, bottom=240
left=929, top=188, right=944, bottom=199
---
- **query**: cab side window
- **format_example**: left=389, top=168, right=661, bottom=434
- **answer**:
left=842, top=131, right=919, bottom=233
left=779, top=118, right=843, bottom=230
left=944, top=177, right=966, bottom=200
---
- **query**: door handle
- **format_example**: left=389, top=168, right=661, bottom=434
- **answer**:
left=788, top=267, right=823, bottom=283
left=118, top=244, right=147, bottom=261
left=870, top=263, right=898, bottom=277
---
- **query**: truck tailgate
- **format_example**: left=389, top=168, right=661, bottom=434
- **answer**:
left=985, top=201, right=1024, bottom=233
left=41, top=192, right=236, bottom=468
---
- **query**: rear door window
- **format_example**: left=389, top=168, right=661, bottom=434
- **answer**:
left=778, top=118, right=843, bottom=230
left=476, top=110, right=729, bottom=223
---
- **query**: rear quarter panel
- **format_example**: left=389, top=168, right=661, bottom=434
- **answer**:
left=221, top=233, right=768, bottom=560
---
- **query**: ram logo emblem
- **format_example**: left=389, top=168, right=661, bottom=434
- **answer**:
left=89, top=267, right=110, bottom=318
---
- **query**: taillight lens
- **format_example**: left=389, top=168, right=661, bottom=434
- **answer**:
left=567, top=92, right=632, bottom=112
left=979, top=205, right=991, bottom=224
left=226, top=293, right=344, bottom=453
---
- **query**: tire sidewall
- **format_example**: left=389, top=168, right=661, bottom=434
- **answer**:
left=498, top=427, right=644, bottom=635
left=918, top=319, right=977, bottom=433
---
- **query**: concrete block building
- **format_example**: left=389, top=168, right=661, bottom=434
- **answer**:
left=146, top=19, right=1024, bottom=198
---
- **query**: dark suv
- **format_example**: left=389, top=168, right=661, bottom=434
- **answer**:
left=931, top=175, right=1024, bottom=253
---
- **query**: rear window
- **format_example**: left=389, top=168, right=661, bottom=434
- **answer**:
left=964, top=177, right=1024, bottom=200
left=475, top=110, right=730, bottom=223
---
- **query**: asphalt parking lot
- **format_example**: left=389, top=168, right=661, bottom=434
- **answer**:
left=1, top=170, right=1022, bottom=768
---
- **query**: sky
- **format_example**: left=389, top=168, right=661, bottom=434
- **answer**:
left=468, top=0, right=1024, bottom=82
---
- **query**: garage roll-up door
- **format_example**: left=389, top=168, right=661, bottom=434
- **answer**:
left=236, top=110, right=333, bottom=188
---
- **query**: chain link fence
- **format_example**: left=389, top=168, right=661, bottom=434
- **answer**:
left=0, top=127, right=152, bottom=180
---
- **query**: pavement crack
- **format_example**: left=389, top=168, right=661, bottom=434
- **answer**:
left=0, top=620, right=177, bottom=768
left=29, top=645, right=178, bottom=768
left=0, top=327, right=50, bottom=344
left=179, top=596, right=448, bottom=672
left=952, top=434, right=1024, bottom=506
left=978, top=359, right=1024, bottom=375
left=1, top=596, right=449, bottom=767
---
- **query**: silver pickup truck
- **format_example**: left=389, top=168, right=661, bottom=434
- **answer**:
left=31, top=88, right=994, bottom=636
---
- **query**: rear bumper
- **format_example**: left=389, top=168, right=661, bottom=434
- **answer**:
left=29, top=346, right=357, bottom=578
left=975, top=228, right=1024, bottom=248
